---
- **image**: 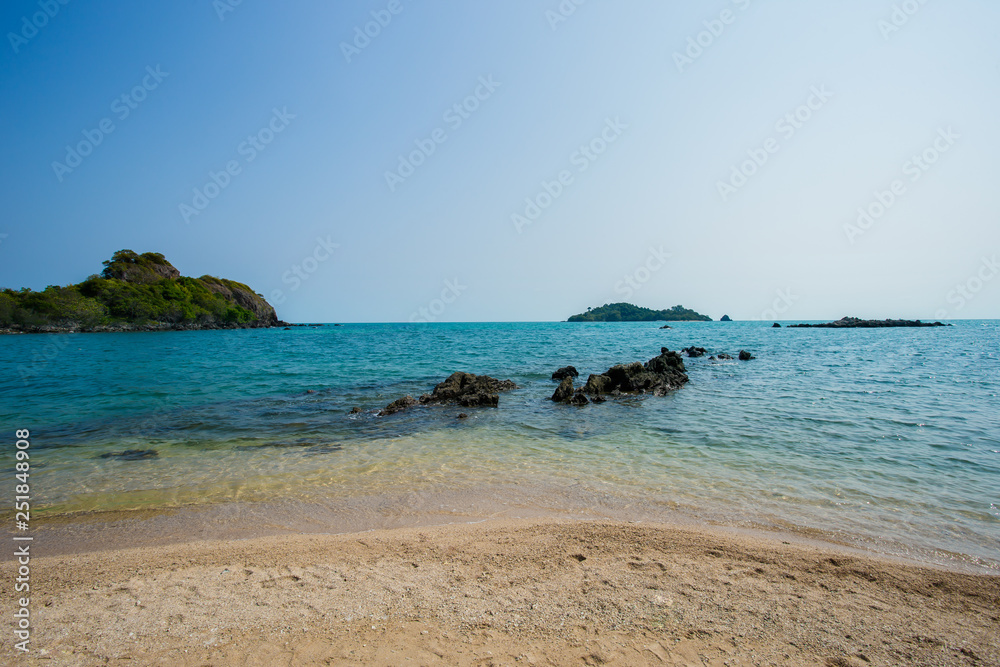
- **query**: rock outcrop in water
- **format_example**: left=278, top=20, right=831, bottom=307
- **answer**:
left=582, top=348, right=688, bottom=397
left=720, top=314, right=732, bottom=321
left=788, top=317, right=950, bottom=328
left=682, top=346, right=707, bottom=358
left=379, top=395, right=417, bottom=416
left=738, top=350, right=755, bottom=360
left=551, top=366, right=579, bottom=380
left=379, top=372, right=518, bottom=416
left=550, top=377, right=590, bottom=405
left=551, top=376, right=574, bottom=402
left=419, top=372, right=517, bottom=407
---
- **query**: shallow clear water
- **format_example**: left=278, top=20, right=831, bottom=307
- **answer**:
left=2, top=321, right=998, bottom=569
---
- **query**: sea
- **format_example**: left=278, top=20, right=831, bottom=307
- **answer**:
left=2, top=321, right=998, bottom=572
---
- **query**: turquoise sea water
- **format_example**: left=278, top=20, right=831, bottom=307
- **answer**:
left=2, top=321, right=998, bottom=569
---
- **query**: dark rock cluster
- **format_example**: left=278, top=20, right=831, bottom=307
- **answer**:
left=789, top=317, right=950, bottom=328
left=378, top=372, right=518, bottom=416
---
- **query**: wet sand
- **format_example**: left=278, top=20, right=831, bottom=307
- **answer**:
left=2, top=518, right=998, bottom=666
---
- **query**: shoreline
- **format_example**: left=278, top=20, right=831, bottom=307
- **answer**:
left=3, top=517, right=997, bottom=665
left=14, top=485, right=999, bottom=576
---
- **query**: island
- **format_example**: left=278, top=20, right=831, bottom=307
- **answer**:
left=567, top=303, right=712, bottom=322
left=788, top=317, right=951, bottom=328
left=0, top=249, right=287, bottom=333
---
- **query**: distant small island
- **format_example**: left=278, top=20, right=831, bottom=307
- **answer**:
left=1, top=250, right=287, bottom=333
left=568, top=303, right=712, bottom=322
left=788, top=317, right=951, bottom=329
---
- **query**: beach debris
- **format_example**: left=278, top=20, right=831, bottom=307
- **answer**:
left=583, top=348, right=688, bottom=397
left=738, top=350, right=755, bottom=360
left=682, top=346, right=707, bottom=358
left=551, top=365, right=579, bottom=380
left=99, top=449, right=159, bottom=460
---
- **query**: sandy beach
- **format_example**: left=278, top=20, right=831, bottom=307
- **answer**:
left=3, top=518, right=997, bottom=666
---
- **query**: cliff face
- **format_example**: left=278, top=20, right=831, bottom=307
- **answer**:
left=199, top=276, right=279, bottom=326
left=1, top=250, right=286, bottom=333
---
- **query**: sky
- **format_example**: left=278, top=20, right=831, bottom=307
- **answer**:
left=1, top=0, right=999, bottom=323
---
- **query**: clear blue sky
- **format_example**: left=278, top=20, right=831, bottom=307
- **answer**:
left=2, top=0, right=998, bottom=322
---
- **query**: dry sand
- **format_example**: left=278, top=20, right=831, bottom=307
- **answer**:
left=2, top=518, right=998, bottom=666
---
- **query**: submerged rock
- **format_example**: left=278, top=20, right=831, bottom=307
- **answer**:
left=583, top=348, right=688, bottom=397
left=349, top=407, right=363, bottom=414
left=738, top=350, right=755, bottom=361
left=456, top=413, right=469, bottom=419
left=100, top=449, right=159, bottom=461
left=682, top=346, right=707, bottom=358
left=716, top=353, right=733, bottom=360
left=379, top=395, right=417, bottom=416
left=660, top=325, right=672, bottom=329
left=569, top=390, right=589, bottom=406
left=551, top=366, right=579, bottom=380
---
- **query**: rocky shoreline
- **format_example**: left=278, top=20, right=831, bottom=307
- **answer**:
left=1, top=321, right=290, bottom=334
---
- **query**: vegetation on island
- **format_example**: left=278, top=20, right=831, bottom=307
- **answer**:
left=567, top=303, right=712, bottom=322
left=0, top=250, right=282, bottom=332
